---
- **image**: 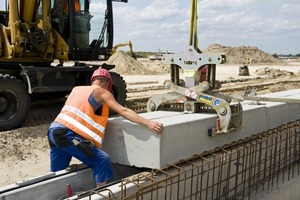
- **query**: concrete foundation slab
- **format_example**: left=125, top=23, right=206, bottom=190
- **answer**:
left=103, top=89, right=300, bottom=169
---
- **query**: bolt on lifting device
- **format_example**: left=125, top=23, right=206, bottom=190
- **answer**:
left=147, top=0, right=243, bottom=136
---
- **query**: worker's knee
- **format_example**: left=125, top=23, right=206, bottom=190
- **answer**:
left=96, top=150, right=111, bottom=165
left=93, top=150, right=112, bottom=171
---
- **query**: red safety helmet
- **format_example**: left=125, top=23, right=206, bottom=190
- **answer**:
left=91, top=68, right=112, bottom=91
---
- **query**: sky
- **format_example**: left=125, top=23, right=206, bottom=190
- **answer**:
left=110, top=0, right=300, bottom=55
left=1, top=0, right=299, bottom=55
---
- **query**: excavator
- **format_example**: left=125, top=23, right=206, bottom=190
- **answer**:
left=111, top=40, right=136, bottom=59
left=0, top=0, right=129, bottom=131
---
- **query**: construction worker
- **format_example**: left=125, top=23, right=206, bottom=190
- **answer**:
left=47, top=68, right=164, bottom=187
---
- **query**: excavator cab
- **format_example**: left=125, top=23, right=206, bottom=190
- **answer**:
left=50, top=0, right=127, bottom=61
left=0, top=0, right=127, bottom=63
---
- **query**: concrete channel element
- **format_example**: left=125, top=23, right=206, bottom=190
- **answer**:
left=0, top=89, right=299, bottom=200
left=0, top=168, right=95, bottom=200
left=103, top=89, right=300, bottom=168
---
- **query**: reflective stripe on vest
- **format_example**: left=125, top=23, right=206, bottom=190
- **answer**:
left=55, top=85, right=109, bottom=149
left=57, top=106, right=105, bottom=145
left=62, top=105, right=105, bottom=133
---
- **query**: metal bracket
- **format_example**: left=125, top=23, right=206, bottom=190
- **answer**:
left=147, top=82, right=243, bottom=136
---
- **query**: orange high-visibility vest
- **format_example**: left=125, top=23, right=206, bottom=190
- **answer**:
left=55, top=85, right=109, bottom=149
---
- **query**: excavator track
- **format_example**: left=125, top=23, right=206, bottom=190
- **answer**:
left=21, top=77, right=300, bottom=128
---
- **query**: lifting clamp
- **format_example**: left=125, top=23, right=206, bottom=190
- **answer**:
left=146, top=48, right=243, bottom=137
left=147, top=0, right=243, bottom=136
left=147, top=78, right=243, bottom=136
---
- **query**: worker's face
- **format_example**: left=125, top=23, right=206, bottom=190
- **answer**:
left=94, top=77, right=110, bottom=90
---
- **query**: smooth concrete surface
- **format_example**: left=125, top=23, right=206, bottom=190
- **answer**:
left=103, top=89, right=300, bottom=169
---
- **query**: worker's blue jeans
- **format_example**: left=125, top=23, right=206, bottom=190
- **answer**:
left=47, top=127, right=113, bottom=184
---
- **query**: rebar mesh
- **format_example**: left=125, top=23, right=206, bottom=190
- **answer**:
left=120, top=120, right=300, bottom=200
left=74, top=120, right=300, bottom=200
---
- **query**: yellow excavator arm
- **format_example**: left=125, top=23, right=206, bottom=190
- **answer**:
left=2, top=0, right=54, bottom=60
left=111, top=41, right=137, bottom=59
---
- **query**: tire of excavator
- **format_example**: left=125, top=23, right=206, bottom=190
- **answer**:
left=0, top=74, right=30, bottom=131
left=109, top=72, right=127, bottom=116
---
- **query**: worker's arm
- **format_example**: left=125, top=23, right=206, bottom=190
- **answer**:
left=93, top=87, right=163, bottom=134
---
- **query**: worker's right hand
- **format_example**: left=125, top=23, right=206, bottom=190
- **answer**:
left=147, top=121, right=163, bottom=135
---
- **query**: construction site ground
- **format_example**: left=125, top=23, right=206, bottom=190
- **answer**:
left=0, top=53, right=299, bottom=187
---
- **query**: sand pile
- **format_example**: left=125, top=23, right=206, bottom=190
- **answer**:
left=203, top=44, right=284, bottom=64
left=143, top=60, right=170, bottom=74
left=105, top=45, right=287, bottom=75
left=255, top=67, right=295, bottom=78
left=107, top=51, right=169, bottom=75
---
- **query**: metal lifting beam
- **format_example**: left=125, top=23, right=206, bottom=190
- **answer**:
left=147, top=0, right=239, bottom=136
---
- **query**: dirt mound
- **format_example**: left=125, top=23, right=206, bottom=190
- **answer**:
left=203, top=44, right=284, bottom=64
left=255, top=67, right=295, bottom=78
left=107, top=51, right=169, bottom=75
left=143, top=60, right=170, bottom=74
left=105, top=46, right=287, bottom=75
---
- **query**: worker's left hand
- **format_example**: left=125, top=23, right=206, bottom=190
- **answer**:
left=147, top=121, right=163, bottom=135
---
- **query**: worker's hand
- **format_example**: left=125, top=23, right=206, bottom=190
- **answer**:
left=147, top=121, right=163, bottom=135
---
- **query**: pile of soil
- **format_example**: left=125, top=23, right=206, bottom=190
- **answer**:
left=143, top=60, right=170, bottom=74
left=255, top=67, right=295, bottom=78
left=107, top=45, right=286, bottom=75
left=203, top=44, right=284, bottom=64
left=107, top=51, right=169, bottom=75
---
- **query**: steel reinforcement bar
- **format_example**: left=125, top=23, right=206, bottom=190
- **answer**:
left=118, top=120, right=300, bottom=200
